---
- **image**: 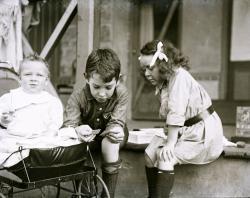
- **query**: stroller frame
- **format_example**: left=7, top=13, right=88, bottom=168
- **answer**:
left=0, top=144, right=110, bottom=198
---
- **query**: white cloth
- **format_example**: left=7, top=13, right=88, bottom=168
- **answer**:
left=153, top=68, right=224, bottom=165
left=0, top=132, right=81, bottom=167
left=0, top=87, right=63, bottom=136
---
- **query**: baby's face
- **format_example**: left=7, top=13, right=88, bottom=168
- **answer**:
left=87, top=72, right=117, bottom=103
left=20, top=61, right=48, bottom=94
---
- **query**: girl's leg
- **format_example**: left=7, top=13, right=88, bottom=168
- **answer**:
left=155, top=169, right=175, bottom=198
left=101, top=137, right=121, bottom=198
left=145, top=150, right=177, bottom=198
left=154, top=157, right=177, bottom=198
left=145, top=153, right=158, bottom=198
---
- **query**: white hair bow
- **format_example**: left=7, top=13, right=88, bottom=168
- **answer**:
left=149, top=41, right=168, bottom=67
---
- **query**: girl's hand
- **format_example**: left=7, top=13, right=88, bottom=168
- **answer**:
left=157, top=143, right=175, bottom=162
left=101, top=126, right=124, bottom=144
left=157, top=125, right=179, bottom=162
left=75, top=125, right=96, bottom=142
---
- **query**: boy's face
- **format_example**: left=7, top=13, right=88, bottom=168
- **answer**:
left=20, top=61, right=48, bottom=94
left=87, top=72, right=118, bottom=103
left=139, top=55, right=161, bottom=86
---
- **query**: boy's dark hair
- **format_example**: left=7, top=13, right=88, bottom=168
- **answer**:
left=20, top=54, right=50, bottom=75
left=85, top=48, right=121, bottom=82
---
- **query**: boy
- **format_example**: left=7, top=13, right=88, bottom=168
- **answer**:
left=63, top=48, right=128, bottom=198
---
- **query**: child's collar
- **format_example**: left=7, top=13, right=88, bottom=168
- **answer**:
left=155, top=81, right=168, bottom=95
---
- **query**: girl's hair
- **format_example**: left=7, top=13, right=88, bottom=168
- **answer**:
left=85, top=48, right=121, bottom=82
left=19, top=54, right=50, bottom=76
left=140, top=40, right=189, bottom=79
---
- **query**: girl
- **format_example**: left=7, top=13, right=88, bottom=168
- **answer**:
left=139, top=40, right=224, bottom=198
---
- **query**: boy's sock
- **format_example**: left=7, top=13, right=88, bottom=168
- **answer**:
left=101, top=159, right=122, bottom=198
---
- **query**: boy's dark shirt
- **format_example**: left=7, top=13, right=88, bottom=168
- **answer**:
left=63, top=83, right=128, bottom=133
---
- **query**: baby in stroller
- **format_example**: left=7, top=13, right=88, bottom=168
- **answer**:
left=0, top=55, right=81, bottom=168
left=0, top=56, right=110, bottom=198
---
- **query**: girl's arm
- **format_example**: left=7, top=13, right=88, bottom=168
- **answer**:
left=166, top=125, right=179, bottom=146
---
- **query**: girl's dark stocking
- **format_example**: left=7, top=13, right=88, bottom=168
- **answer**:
left=155, top=170, right=175, bottom=198
left=145, top=166, right=158, bottom=198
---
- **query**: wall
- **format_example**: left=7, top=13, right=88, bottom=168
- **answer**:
left=231, top=0, right=250, bottom=61
left=230, top=0, right=250, bottom=100
left=58, top=0, right=230, bottom=120
left=59, top=17, right=77, bottom=84
left=58, top=0, right=135, bottom=117
left=27, top=0, right=63, bottom=86
left=96, top=0, right=134, bottom=119
left=180, top=0, right=224, bottom=99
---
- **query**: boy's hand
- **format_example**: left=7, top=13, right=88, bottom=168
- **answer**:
left=101, top=126, right=124, bottom=144
left=75, top=125, right=96, bottom=142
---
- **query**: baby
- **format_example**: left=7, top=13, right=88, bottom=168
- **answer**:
left=0, top=55, right=78, bottom=167
left=0, top=55, right=63, bottom=138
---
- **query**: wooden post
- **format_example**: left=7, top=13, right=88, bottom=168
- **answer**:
left=22, top=33, right=34, bottom=57
left=75, top=0, right=94, bottom=90
left=157, top=0, right=179, bottom=40
left=133, top=4, right=154, bottom=109
left=40, top=0, right=77, bottom=60
left=139, top=3, right=154, bottom=48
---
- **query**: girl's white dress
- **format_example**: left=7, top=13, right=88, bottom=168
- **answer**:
left=147, top=68, right=224, bottom=165
left=0, top=88, right=80, bottom=167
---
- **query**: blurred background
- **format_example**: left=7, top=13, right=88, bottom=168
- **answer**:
left=20, top=0, right=250, bottom=126
left=3, top=0, right=250, bottom=125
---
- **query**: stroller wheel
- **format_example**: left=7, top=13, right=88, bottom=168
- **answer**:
left=74, top=174, right=110, bottom=198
